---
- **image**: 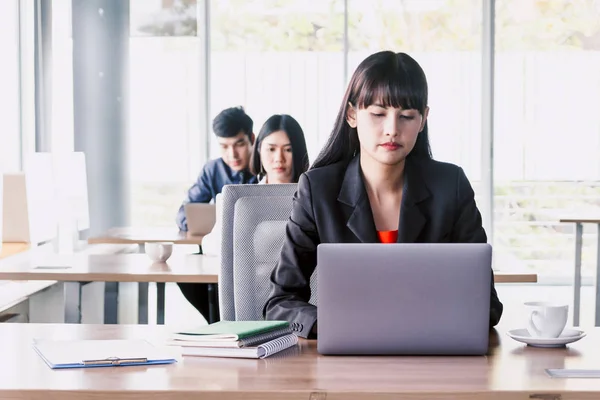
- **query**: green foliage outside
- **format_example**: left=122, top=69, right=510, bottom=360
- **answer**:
left=138, top=0, right=600, bottom=51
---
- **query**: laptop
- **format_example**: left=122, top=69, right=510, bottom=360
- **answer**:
left=184, top=203, right=216, bottom=237
left=316, top=243, right=492, bottom=356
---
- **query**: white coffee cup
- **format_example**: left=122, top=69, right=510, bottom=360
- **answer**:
left=524, top=301, right=568, bottom=338
left=145, top=242, right=173, bottom=262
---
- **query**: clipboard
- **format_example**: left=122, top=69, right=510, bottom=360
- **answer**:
left=546, top=369, right=600, bottom=378
left=33, top=339, right=177, bottom=369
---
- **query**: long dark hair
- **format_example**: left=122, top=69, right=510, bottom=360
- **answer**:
left=250, top=114, right=310, bottom=183
left=312, top=51, right=432, bottom=169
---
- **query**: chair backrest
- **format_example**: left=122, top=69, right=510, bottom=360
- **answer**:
left=231, top=196, right=318, bottom=320
left=219, top=183, right=297, bottom=321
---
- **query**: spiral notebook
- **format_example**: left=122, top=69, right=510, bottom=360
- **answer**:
left=174, top=320, right=289, bottom=341
left=170, top=325, right=293, bottom=348
left=179, top=333, right=298, bottom=359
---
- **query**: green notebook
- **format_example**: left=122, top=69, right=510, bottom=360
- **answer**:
left=174, top=320, right=289, bottom=341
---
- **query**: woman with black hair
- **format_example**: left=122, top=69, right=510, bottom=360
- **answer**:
left=250, top=114, right=309, bottom=184
left=264, top=51, right=503, bottom=338
left=201, top=114, right=309, bottom=260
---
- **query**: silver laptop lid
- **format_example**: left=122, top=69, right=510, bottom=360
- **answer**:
left=184, top=203, right=216, bottom=236
left=317, top=243, right=491, bottom=356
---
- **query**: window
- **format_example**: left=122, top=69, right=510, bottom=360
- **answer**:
left=0, top=0, right=22, bottom=172
left=51, top=0, right=74, bottom=153
left=347, top=0, right=483, bottom=182
left=129, top=0, right=203, bottom=227
left=210, top=0, right=345, bottom=162
left=494, top=0, right=600, bottom=277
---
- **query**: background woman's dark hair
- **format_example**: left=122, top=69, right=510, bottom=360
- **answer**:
left=312, top=51, right=432, bottom=169
left=250, top=114, right=310, bottom=183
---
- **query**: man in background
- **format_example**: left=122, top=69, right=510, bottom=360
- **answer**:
left=176, top=106, right=257, bottom=231
left=176, top=106, right=257, bottom=322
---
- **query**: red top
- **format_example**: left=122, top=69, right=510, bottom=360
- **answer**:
left=377, top=230, right=398, bottom=244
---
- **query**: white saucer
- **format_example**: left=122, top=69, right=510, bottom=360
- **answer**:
left=507, top=328, right=586, bottom=348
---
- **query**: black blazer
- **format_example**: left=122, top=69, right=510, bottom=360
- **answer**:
left=264, top=155, right=503, bottom=338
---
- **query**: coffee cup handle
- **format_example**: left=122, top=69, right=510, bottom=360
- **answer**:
left=528, top=310, right=542, bottom=336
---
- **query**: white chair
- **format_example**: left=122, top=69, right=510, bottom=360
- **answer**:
left=219, top=184, right=298, bottom=321
left=219, top=184, right=317, bottom=321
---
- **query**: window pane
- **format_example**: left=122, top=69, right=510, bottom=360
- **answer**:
left=129, top=0, right=202, bottom=227
left=494, top=0, right=600, bottom=277
left=0, top=0, right=21, bottom=172
left=348, top=0, right=483, bottom=181
left=131, top=0, right=198, bottom=37
left=210, top=0, right=345, bottom=162
left=51, top=0, right=74, bottom=153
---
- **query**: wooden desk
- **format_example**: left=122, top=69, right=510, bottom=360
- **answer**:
left=560, top=218, right=600, bottom=224
left=86, top=227, right=204, bottom=323
left=0, top=254, right=219, bottom=324
left=0, top=242, right=30, bottom=259
left=0, top=252, right=532, bottom=284
left=560, top=217, right=600, bottom=327
left=2, top=323, right=600, bottom=399
left=86, top=229, right=537, bottom=281
left=0, top=243, right=56, bottom=313
left=0, top=280, right=56, bottom=312
left=88, top=227, right=203, bottom=246
left=494, top=272, right=537, bottom=283
left=0, top=253, right=218, bottom=283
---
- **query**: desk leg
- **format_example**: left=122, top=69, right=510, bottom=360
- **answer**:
left=156, top=282, right=165, bottom=325
left=596, top=224, right=600, bottom=326
left=64, top=282, right=82, bottom=323
left=138, top=282, right=149, bottom=324
left=574, top=223, right=583, bottom=327
left=208, top=283, right=218, bottom=324
left=104, top=282, right=119, bottom=324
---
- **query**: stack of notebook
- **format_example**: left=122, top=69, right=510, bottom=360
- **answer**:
left=169, top=320, right=298, bottom=359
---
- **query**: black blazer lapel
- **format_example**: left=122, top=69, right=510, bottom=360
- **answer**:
left=337, top=157, right=378, bottom=243
left=398, top=158, right=431, bottom=243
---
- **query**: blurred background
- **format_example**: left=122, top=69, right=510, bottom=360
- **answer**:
left=2, top=0, right=600, bottom=284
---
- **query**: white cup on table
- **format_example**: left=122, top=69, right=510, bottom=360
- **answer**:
left=145, top=242, right=173, bottom=262
left=524, top=301, right=568, bottom=338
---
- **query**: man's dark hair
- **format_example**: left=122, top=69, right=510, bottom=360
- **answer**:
left=212, top=106, right=254, bottom=139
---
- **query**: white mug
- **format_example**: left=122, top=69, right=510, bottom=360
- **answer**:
left=524, top=301, right=568, bottom=338
left=145, top=242, right=173, bottom=262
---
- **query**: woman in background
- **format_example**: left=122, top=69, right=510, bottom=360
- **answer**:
left=202, top=114, right=309, bottom=257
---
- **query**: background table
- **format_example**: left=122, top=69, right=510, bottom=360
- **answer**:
left=0, top=253, right=219, bottom=324
left=494, top=272, right=537, bottom=283
left=87, top=227, right=204, bottom=247
left=0, top=242, right=31, bottom=259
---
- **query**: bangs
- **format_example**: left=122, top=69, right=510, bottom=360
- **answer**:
left=352, top=56, right=428, bottom=113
